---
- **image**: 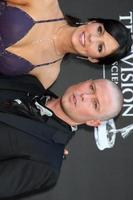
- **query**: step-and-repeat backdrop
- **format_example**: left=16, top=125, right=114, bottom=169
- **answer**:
left=24, top=1, right=133, bottom=200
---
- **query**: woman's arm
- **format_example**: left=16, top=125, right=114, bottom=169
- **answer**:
left=4, top=0, right=30, bottom=5
left=4, top=0, right=57, bottom=6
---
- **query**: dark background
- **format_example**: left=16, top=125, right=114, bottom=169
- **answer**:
left=24, top=1, right=133, bottom=200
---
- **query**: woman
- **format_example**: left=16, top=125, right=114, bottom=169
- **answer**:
left=0, top=0, right=132, bottom=88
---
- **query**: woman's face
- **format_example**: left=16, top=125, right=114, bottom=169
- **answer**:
left=71, top=21, right=119, bottom=63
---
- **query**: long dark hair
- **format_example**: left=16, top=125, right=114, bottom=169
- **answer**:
left=65, top=16, right=132, bottom=64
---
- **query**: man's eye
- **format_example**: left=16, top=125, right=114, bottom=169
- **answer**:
left=90, top=84, right=95, bottom=92
left=97, top=25, right=103, bottom=35
left=98, top=44, right=103, bottom=53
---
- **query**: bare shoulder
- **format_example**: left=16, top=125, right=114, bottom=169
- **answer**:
left=6, top=0, right=31, bottom=5
left=7, top=0, right=60, bottom=7
left=28, top=0, right=63, bottom=18
left=30, top=0, right=60, bottom=8
left=29, top=62, right=62, bottom=89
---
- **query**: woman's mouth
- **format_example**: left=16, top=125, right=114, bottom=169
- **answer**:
left=79, top=32, right=85, bottom=47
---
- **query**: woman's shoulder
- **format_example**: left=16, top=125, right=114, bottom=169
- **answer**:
left=27, top=0, right=64, bottom=19
left=7, top=0, right=60, bottom=8
left=29, top=60, right=62, bottom=89
left=29, top=0, right=60, bottom=9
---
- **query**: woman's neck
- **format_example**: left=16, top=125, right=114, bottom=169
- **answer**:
left=53, top=24, right=77, bottom=55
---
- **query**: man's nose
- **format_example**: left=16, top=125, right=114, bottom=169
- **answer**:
left=80, top=92, right=95, bottom=101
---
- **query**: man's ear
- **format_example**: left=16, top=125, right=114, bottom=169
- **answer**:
left=88, top=57, right=99, bottom=63
left=85, top=120, right=101, bottom=127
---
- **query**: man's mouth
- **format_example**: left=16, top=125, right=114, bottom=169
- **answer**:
left=79, top=32, right=85, bottom=47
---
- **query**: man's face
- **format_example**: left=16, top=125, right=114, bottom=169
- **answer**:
left=61, top=79, right=114, bottom=124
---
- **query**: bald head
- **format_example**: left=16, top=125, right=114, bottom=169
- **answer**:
left=60, top=79, right=123, bottom=126
left=97, top=79, right=123, bottom=120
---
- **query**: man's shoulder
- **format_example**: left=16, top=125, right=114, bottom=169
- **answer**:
left=0, top=75, right=46, bottom=94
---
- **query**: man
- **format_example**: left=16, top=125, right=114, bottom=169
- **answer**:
left=0, top=75, right=123, bottom=199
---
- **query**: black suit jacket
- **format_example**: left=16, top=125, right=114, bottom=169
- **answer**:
left=0, top=75, right=73, bottom=199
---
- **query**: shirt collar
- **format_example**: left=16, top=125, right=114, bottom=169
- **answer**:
left=34, top=96, right=78, bottom=132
